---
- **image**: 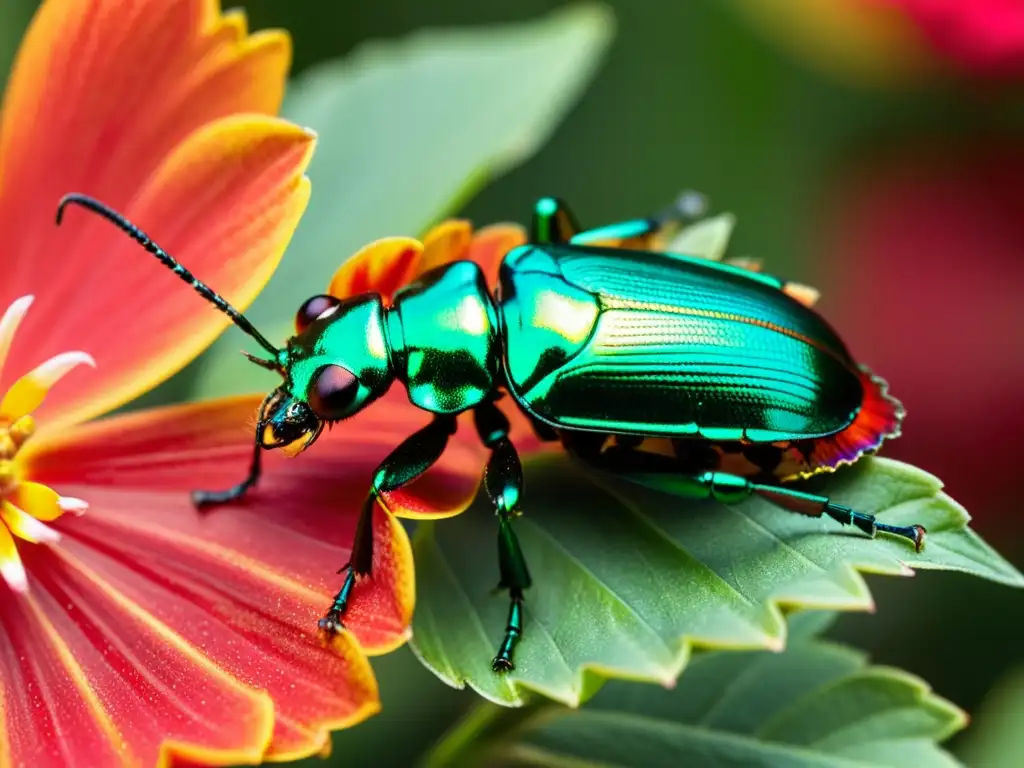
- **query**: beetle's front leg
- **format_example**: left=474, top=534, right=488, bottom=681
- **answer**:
left=318, top=413, right=458, bottom=634
left=474, top=399, right=532, bottom=672
left=192, top=436, right=262, bottom=508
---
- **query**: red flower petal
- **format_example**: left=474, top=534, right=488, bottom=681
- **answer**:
left=11, top=118, right=313, bottom=430
left=892, top=0, right=1024, bottom=77
left=21, top=389, right=489, bottom=757
left=12, top=548, right=276, bottom=768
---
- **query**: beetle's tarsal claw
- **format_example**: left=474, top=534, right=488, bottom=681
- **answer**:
left=191, top=486, right=245, bottom=509
left=317, top=611, right=345, bottom=634
left=492, top=655, right=515, bottom=673
left=912, top=525, right=927, bottom=552
left=875, top=520, right=927, bottom=551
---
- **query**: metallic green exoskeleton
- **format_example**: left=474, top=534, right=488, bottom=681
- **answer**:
left=56, top=192, right=925, bottom=674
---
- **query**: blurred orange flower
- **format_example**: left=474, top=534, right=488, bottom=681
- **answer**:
left=0, top=0, right=480, bottom=764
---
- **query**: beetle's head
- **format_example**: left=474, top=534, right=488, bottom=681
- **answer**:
left=256, top=388, right=321, bottom=453
left=250, top=292, right=396, bottom=455
left=52, top=194, right=400, bottom=458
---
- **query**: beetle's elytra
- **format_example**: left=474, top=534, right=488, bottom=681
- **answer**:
left=56, top=192, right=923, bottom=673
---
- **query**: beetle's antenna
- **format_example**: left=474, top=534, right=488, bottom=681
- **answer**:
left=56, top=193, right=281, bottom=358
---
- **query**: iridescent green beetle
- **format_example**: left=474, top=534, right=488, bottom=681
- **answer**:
left=56, top=192, right=924, bottom=672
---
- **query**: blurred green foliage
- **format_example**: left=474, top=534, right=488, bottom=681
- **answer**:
left=960, top=664, right=1024, bottom=767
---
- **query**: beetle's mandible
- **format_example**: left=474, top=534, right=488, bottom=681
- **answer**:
left=55, top=192, right=923, bottom=673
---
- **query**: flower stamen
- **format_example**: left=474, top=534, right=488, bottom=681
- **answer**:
left=0, top=296, right=93, bottom=591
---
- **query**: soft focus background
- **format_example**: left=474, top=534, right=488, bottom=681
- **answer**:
left=6, top=0, right=1024, bottom=764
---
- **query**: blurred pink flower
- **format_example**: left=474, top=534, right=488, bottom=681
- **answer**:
left=883, top=0, right=1024, bottom=77
left=731, top=0, right=1024, bottom=84
left=813, top=141, right=1024, bottom=526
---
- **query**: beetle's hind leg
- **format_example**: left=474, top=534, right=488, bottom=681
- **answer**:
left=584, top=442, right=927, bottom=552
left=568, top=190, right=708, bottom=249
left=627, top=469, right=926, bottom=552
left=192, top=436, right=262, bottom=508
left=474, top=399, right=532, bottom=672
left=747, top=481, right=926, bottom=551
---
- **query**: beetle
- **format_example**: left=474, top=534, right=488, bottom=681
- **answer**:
left=55, top=191, right=924, bottom=672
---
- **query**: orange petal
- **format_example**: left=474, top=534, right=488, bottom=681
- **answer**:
left=724, top=256, right=764, bottom=272
left=14, top=117, right=314, bottom=430
left=464, top=224, right=528, bottom=288
left=416, top=220, right=474, bottom=276
left=13, top=546, right=274, bottom=768
left=328, top=238, right=424, bottom=303
left=783, top=281, right=822, bottom=308
left=0, top=0, right=289, bottom=280
left=24, top=389, right=490, bottom=758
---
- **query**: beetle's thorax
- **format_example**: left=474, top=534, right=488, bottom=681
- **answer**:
left=385, top=260, right=501, bottom=414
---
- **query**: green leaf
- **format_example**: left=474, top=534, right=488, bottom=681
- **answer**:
left=957, top=665, right=1024, bottom=768
left=191, top=5, right=613, bottom=398
left=409, top=456, right=1023, bottom=707
left=422, top=629, right=965, bottom=768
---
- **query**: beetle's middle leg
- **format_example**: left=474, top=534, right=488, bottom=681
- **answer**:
left=318, top=413, right=458, bottom=634
left=474, top=398, right=532, bottom=672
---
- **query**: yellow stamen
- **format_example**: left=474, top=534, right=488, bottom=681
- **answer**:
left=0, top=298, right=93, bottom=594
left=9, top=415, right=35, bottom=446
left=12, top=482, right=63, bottom=522
left=0, top=460, right=17, bottom=494
left=1, top=350, right=95, bottom=421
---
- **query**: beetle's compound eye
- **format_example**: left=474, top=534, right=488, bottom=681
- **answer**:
left=307, top=364, right=359, bottom=421
left=295, top=294, right=341, bottom=334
